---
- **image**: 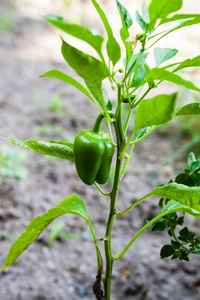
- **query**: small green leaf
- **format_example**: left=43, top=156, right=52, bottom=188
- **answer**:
left=91, top=0, right=121, bottom=65
left=40, top=69, right=94, bottom=102
left=175, top=173, right=195, bottom=187
left=135, top=93, right=177, bottom=131
left=142, top=68, right=200, bottom=92
left=61, top=39, right=109, bottom=90
left=151, top=221, right=166, bottom=232
left=159, top=15, right=200, bottom=40
left=134, top=126, right=157, bottom=143
left=84, top=82, right=110, bottom=110
left=130, top=51, right=146, bottom=87
left=1, top=195, right=88, bottom=270
left=142, top=0, right=150, bottom=24
left=136, top=11, right=146, bottom=30
left=188, top=152, right=196, bottom=166
left=191, top=173, right=200, bottom=187
left=126, top=52, right=148, bottom=77
left=176, top=103, right=200, bottom=116
left=106, top=35, right=121, bottom=66
left=149, top=0, right=183, bottom=27
left=43, top=14, right=104, bottom=57
left=160, top=244, right=175, bottom=258
left=116, top=0, right=133, bottom=28
left=116, top=0, right=133, bottom=67
left=171, top=240, right=181, bottom=250
left=160, top=14, right=200, bottom=25
left=153, top=47, right=178, bottom=67
left=174, top=55, right=200, bottom=72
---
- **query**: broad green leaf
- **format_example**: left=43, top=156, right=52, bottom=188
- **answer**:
left=153, top=47, right=178, bottom=67
left=149, top=0, right=183, bottom=26
left=61, top=39, right=109, bottom=90
left=176, top=103, right=200, bottom=116
left=43, top=14, right=104, bottom=58
left=158, top=200, right=200, bottom=219
left=2, top=138, right=74, bottom=162
left=1, top=195, right=88, bottom=270
left=174, top=55, right=200, bottom=72
left=130, top=51, right=146, bottom=87
left=116, top=0, right=133, bottom=67
left=91, top=0, right=121, bottom=65
left=135, top=93, right=177, bottom=130
left=40, top=69, right=94, bottom=102
left=152, top=183, right=200, bottom=211
left=160, top=14, right=200, bottom=25
left=141, top=68, right=200, bottom=92
left=26, top=139, right=74, bottom=162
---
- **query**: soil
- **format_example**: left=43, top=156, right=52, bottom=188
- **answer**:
left=0, top=0, right=200, bottom=300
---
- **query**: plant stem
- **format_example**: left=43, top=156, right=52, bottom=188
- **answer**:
left=103, top=88, right=125, bottom=299
left=104, top=149, right=122, bottom=299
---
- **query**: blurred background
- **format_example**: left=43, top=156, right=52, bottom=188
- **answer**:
left=0, top=0, right=200, bottom=299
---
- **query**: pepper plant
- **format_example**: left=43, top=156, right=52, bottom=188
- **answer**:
left=1, top=0, right=200, bottom=299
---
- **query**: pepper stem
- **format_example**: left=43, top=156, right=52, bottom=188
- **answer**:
left=92, top=113, right=105, bottom=133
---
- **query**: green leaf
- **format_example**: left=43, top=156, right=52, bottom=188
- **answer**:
left=135, top=93, right=177, bottom=130
left=136, top=11, right=146, bottom=30
left=26, top=139, right=74, bottom=162
left=152, top=183, right=200, bottom=211
left=2, top=138, right=74, bottom=162
left=1, top=195, right=88, bottom=270
left=188, top=152, right=196, bottom=166
left=134, top=126, right=157, bottom=143
left=116, top=0, right=133, bottom=28
left=175, top=173, right=195, bottom=187
left=106, top=35, right=121, bottom=66
left=1, top=138, right=31, bottom=150
left=142, top=0, right=150, bottom=24
left=61, top=39, right=109, bottom=90
left=142, top=68, right=200, bottom=92
left=149, top=0, right=183, bottom=26
left=160, top=13, right=200, bottom=25
left=153, top=47, right=178, bottom=67
left=84, top=81, right=110, bottom=109
left=151, top=221, right=166, bottom=232
left=126, top=53, right=148, bottom=77
left=40, top=69, right=94, bottom=102
left=130, top=51, right=146, bottom=87
left=160, top=244, right=175, bottom=258
left=43, top=14, right=104, bottom=58
left=91, top=0, right=121, bottom=65
left=159, top=15, right=200, bottom=40
left=176, top=103, right=200, bottom=116
left=171, top=240, right=181, bottom=250
left=116, top=0, right=133, bottom=67
left=174, top=55, right=200, bottom=72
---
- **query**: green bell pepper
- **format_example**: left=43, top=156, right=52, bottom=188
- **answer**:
left=74, top=114, right=114, bottom=185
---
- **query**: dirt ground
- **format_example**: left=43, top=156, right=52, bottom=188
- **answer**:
left=0, top=0, right=200, bottom=299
